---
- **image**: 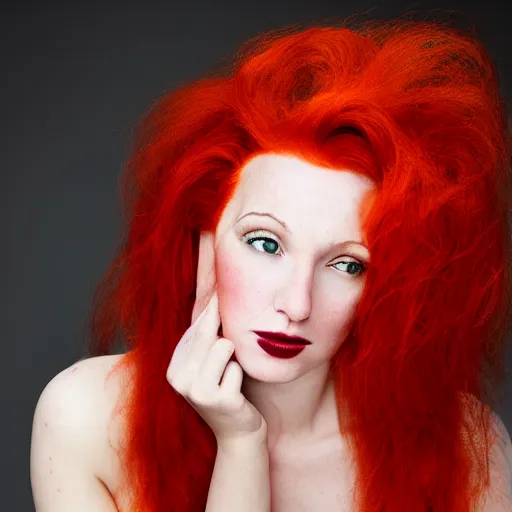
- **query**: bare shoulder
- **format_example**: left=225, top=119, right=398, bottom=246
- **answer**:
left=31, top=354, right=129, bottom=511
left=485, top=411, right=512, bottom=510
left=33, top=353, right=127, bottom=471
left=459, top=393, right=512, bottom=509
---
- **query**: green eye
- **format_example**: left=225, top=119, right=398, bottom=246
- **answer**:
left=246, top=237, right=280, bottom=255
left=331, top=260, right=366, bottom=276
left=241, top=230, right=281, bottom=255
left=240, top=229, right=366, bottom=277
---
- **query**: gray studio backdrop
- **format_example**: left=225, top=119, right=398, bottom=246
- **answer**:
left=3, top=1, right=510, bottom=510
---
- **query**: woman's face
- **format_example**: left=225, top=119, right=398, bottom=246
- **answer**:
left=214, top=153, right=375, bottom=382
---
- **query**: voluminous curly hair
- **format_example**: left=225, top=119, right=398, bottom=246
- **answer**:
left=87, top=15, right=512, bottom=512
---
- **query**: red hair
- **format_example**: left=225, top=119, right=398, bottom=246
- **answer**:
left=87, top=17, right=512, bottom=512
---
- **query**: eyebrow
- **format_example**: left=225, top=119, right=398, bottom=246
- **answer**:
left=236, top=211, right=368, bottom=250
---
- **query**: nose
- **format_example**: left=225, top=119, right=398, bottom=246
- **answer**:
left=273, top=264, right=313, bottom=322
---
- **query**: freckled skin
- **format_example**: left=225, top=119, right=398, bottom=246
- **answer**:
left=212, top=152, right=375, bottom=445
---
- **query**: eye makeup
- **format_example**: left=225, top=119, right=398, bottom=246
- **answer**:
left=236, top=211, right=369, bottom=251
left=238, top=228, right=368, bottom=277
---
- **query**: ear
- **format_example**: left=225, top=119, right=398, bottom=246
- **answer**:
left=191, top=230, right=217, bottom=323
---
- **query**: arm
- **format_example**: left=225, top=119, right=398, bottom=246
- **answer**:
left=206, top=435, right=271, bottom=512
left=30, top=360, right=119, bottom=512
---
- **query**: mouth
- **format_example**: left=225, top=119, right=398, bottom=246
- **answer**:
left=253, top=330, right=312, bottom=345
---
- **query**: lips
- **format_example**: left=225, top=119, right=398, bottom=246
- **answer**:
left=256, top=337, right=308, bottom=359
left=253, top=331, right=312, bottom=345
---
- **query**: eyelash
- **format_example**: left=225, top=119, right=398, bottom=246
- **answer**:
left=240, top=229, right=367, bottom=277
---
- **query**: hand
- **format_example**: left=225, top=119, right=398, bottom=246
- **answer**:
left=166, top=232, right=267, bottom=444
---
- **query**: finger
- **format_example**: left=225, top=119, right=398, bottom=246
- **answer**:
left=192, top=291, right=221, bottom=356
left=194, top=290, right=218, bottom=324
left=174, top=292, right=220, bottom=382
left=218, top=360, right=244, bottom=396
left=169, top=292, right=221, bottom=384
left=168, top=292, right=216, bottom=382
left=192, top=230, right=217, bottom=323
left=196, top=337, right=235, bottom=389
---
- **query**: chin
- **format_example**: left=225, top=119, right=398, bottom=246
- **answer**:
left=236, top=346, right=304, bottom=384
left=243, top=366, right=302, bottom=384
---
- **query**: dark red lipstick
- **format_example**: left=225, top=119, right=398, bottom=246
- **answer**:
left=253, top=331, right=312, bottom=345
left=253, top=331, right=312, bottom=359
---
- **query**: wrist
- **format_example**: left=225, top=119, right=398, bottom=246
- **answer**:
left=216, top=428, right=268, bottom=453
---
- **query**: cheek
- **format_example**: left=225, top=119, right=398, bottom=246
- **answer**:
left=322, top=290, right=362, bottom=342
left=215, top=244, right=257, bottom=326
left=216, top=257, right=243, bottom=307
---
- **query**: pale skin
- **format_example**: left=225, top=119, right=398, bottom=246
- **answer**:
left=30, top=152, right=512, bottom=510
left=212, top=153, right=374, bottom=451
left=31, top=155, right=372, bottom=512
left=30, top=152, right=374, bottom=511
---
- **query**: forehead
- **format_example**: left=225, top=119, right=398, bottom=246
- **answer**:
left=234, top=153, right=374, bottom=212
left=216, top=153, right=375, bottom=240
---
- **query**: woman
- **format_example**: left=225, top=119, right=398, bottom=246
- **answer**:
left=30, top=16, right=512, bottom=512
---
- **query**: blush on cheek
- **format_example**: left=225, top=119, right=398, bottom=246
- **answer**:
left=215, top=247, right=248, bottom=337
left=215, top=251, right=246, bottom=304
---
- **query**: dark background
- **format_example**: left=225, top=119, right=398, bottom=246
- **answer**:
left=3, top=0, right=511, bottom=509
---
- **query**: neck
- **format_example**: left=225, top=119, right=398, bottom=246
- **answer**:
left=241, top=362, right=340, bottom=452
